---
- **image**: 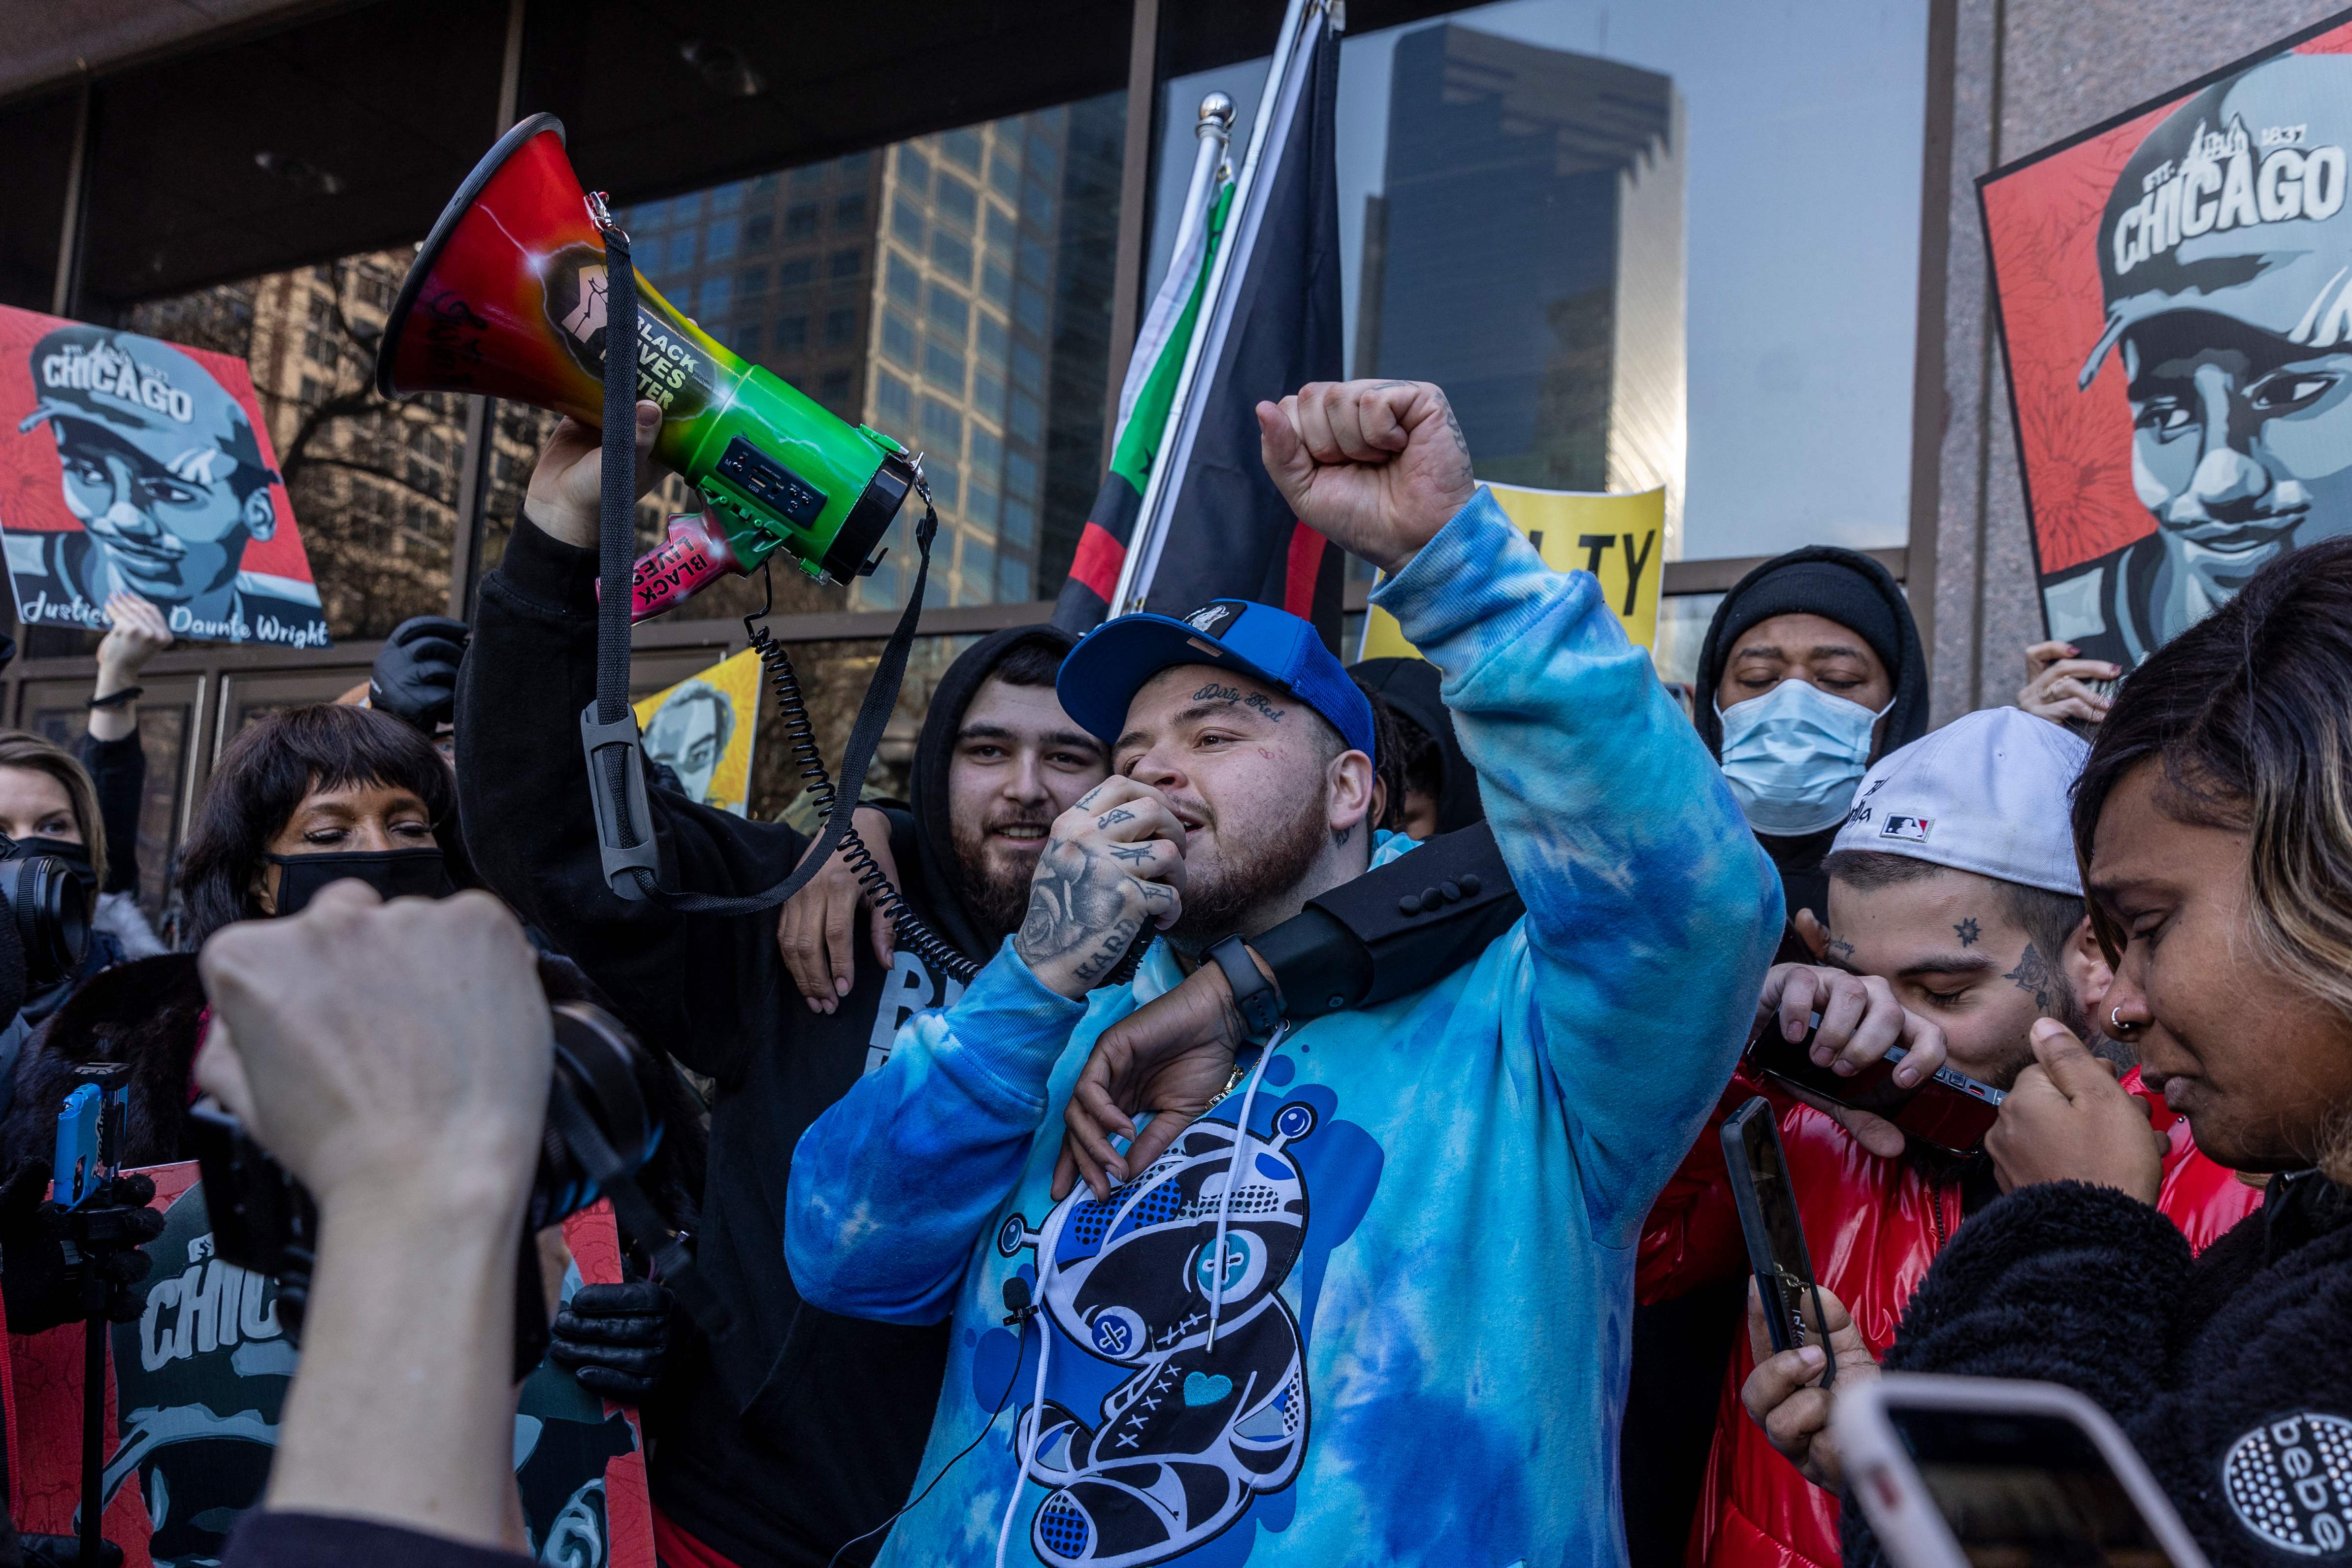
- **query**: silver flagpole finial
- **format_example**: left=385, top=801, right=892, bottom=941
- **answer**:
left=1198, top=92, right=1235, bottom=135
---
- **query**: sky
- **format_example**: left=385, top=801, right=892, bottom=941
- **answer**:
left=1147, top=0, right=1931, bottom=562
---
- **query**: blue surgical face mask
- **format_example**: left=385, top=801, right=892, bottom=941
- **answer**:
left=1715, top=679, right=1892, bottom=837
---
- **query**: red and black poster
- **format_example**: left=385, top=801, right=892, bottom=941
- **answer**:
left=0, top=304, right=330, bottom=648
left=1981, top=11, right=2352, bottom=667
left=4, top=1165, right=653, bottom=1568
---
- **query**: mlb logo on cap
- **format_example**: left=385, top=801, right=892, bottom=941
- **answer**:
left=1831, top=707, right=2090, bottom=895
left=1058, top=597, right=1376, bottom=760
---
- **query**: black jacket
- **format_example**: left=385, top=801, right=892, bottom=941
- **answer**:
left=456, top=514, right=1063, bottom=1568
left=1844, top=1175, right=2352, bottom=1568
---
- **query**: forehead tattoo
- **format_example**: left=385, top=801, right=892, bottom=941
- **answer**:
left=1191, top=682, right=1286, bottom=722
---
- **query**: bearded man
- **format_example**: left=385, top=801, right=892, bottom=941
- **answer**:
left=785, top=378, right=1783, bottom=1568
left=456, top=402, right=1111, bottom=1568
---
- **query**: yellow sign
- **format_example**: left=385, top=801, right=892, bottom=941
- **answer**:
left=1360, top=483, right=1667, bottom=659
left=634, top=646, right=764, bottom=817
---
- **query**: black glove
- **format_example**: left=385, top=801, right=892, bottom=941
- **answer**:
left=0, top=1163, right=164, bottom=1336
left=549, top=1280, right=676, bottom=1403
left=367, top=615, right=470, bottom=732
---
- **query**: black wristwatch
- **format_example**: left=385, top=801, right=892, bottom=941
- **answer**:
left=1206, top=934, right=1283, bottom=1040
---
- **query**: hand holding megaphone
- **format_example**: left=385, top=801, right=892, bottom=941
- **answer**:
left=526, top=399, right=665, bottom=551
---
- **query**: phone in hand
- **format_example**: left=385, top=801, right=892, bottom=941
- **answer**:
left=1723, top=1096, right=1833, bottom=1376
left=1837, top=1372, right=2210, bottom=1568
left=52, top=1061, right=131, bottom=1209
left=1745, top=1009, right=2007, bottom=1155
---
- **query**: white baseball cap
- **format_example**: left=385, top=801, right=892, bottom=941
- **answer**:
left=1830, top=707, right=2089, bottom=895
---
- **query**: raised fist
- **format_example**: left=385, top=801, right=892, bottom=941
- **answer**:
left=1255, top=380, right=1478, bottom=574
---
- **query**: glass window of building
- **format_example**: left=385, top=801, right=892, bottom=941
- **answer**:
left=1152, top=0, right=1928, bottom=574
left=608, top=88, right=1125, bottom=620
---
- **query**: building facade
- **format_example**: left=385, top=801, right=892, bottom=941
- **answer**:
left=15, top=0, right=2305, bottom=908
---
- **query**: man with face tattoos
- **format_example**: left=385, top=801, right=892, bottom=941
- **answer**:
left=1640, top=708, right=2261, bottom=1568
left=785, top=379, right=1781, bottom=1568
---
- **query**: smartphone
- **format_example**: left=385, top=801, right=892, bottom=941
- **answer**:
left=1722, top=1096, right=1832, bottom=1376
left=51, top=1061, right=131, bottom=1209
left=1837, top=1372, right=2210, bottom=1568
left=1745, top=1011, right=2007, bottom=1155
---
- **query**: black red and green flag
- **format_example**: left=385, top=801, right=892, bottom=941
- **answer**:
left=1052, top=183, right=1232, bottom=634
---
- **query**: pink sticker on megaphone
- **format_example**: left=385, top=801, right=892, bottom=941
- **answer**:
left=614, top=512, right=743, bottom=621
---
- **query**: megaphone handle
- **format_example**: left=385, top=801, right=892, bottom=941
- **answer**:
left=591, top=199, right=642, bottom=735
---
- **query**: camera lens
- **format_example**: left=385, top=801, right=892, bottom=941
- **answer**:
left=528, top=1000, right=667, bottom=1233
left=0, top=839, right=90, bottom=989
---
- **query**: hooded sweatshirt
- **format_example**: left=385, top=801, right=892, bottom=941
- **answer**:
left=783, top=490, right=1783, bottom=1568
left=456, top=513, right=1072, bottom=1568
left=1350, top=656, right=1484, bottom=833
left=1690, top=547, right=1929, bottom=926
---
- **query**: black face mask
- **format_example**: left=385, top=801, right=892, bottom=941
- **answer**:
left=265, top=846, right=453, bottom=918
left=14, top=836, right=97, bottom=899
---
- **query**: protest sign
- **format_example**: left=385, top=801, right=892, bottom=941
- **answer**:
left=1359, top=482, right=1666, bottom=659
left=4, top=1166, right=651, bottom=1568
left=634, top=646, right=764, bottom=816
left=1980, top=10, right=2352, bottom=668
left=0, top=303, right=329, bottom=648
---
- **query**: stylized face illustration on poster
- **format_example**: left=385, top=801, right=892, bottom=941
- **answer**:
left=633, top=644, right=764, bottom=815
left=0, top=304, right=330, bottom=648
left=1981, top=13, right=2352, bottom=668
left=5, top=1165, right=653, bottom=1568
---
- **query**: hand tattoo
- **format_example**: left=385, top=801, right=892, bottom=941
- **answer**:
left=1018, top=837, right=1135, bottom=966
left=1955, top=917, right=1981, bottom=947
left=1096, top=807, right=1136, bottom=828
left=1071, top=916, right=1143, bottom=984
left=2004, top=943, right=2054, bottom=1012
left=1109, top=844, right=1155, bottom=863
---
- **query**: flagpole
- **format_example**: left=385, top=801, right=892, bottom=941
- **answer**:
left=1115, top=92, right=1235, bottom=436
left=1109, top=0, right=1321, bottom=620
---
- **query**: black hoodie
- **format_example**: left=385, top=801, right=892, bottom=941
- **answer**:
left=1350, top=656, right=1485, bottom=834
left=1690, top=545, right=1929, bottom=924
left=456, top=515, right=1058, bottom=1568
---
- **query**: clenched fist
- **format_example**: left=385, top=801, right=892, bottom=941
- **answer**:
left=1256, top=380, right=1478, bottom=573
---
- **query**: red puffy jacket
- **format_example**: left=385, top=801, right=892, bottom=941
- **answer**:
left=1635, top=1066, right=2263, bottom=1568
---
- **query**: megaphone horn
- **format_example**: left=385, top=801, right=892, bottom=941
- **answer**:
left=375, top=113, right=915, bottom=617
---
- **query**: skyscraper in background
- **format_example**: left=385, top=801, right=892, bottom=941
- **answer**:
left=620, top=94, right=1124, bottom=612
left=1359, top=24, right=1686, bottom=551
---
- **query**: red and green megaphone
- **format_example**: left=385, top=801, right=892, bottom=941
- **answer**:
left=375, top=113, right=916, bottom=619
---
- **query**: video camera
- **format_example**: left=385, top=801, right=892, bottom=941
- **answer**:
left=189, top=998, right=719, bottom=1376
left=0, top=830, right=91, bottom=995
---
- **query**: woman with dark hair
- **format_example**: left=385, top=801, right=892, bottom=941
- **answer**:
left=1767, top=536, right=2352, bottom=1568
left=1, top=704, right=467, bottom=1171
left=177, top=703, right=465, bottom=947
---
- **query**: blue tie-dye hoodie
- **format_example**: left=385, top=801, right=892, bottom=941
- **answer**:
left=785, top=490, right=1783, bottom=1568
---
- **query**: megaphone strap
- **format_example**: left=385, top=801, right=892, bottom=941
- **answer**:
left=579, top=206, right=942, bottom=917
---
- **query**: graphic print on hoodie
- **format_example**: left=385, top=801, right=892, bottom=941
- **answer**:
left=984, top=1077, right=1382, bottom=1565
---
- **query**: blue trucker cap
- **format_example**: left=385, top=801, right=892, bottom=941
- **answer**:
left=1058, top=599, right=1376, bottom=760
